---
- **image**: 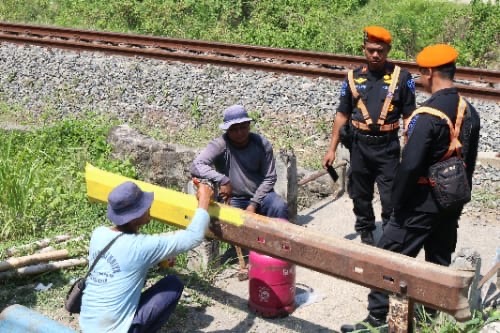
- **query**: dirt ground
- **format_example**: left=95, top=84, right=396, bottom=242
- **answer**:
left=162, top=194, right=499, bottom=333
left=25, top=191, right=499, bottom=332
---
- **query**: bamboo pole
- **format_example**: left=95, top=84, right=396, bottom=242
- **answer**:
left=6, top=235, right=72, bottom=257
left=0, top=258, right=87, bottom=280
left=57, top=235, right=85, bottom=247
left=478, top=262, right=500, bottom=288
left=0, top=249, right=69, bottom=272
left=37, top=246, right=56, bottom=254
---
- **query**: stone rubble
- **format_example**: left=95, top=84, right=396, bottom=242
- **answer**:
left=0, top=43, right=498, bottom=213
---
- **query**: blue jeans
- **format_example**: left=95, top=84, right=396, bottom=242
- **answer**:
left=230, top=191, right=288, bottom=220
left=128, top=275, right=184, bottom=333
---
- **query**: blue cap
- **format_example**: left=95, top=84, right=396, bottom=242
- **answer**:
left=219, top=105, right=253, bottom=130
left=107, top=182, right=154, bottom=226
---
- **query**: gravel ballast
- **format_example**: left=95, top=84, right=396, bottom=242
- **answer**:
left=0, top=43, right=498, bottom=152
left=0, top=42, right=498, bottom=333
left=0, top=43, right=498, bottom=213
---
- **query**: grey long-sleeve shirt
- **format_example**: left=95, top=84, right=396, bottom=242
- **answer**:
left=190, top=133, right=277, bottom=206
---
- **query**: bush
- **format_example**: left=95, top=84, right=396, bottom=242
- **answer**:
left=0, top=0, right=498, bottom=67
left=454, top=0, right=500, bottom=67
left=0, top=117, right=137, bottom=242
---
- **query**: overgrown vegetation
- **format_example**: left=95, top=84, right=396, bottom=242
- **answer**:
left=0, top=0, right=498, bottom=68
left=417, top=308, right=500, bottom=333
left=0, top=115, right=136, bottom=244
left=0, top=102, right=498, bottom=332
left=0, top=107, right=228, bottom=329
left=0, top=1, right=498, bottom=331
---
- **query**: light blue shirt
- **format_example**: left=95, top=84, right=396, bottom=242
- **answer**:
left=79, top=208, right=210, bottom=333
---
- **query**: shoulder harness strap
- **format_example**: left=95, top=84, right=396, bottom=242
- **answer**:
left=409, top=100, right=465, bottom=161
left=85, top=233, right=124, bottom=279
left=414, top=97, right=467, bottom=185
left=347, top=69, right=358, bottom=99
left=348, top=66, right=401, bottom=129
left=348, top=69, right=372, bottom=125
left=454, top=96, right=467, bottom=140
left=377, top=65, right=401, bottom=126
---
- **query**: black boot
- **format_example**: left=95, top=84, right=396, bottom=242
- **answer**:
left=340, top=313, right=387, bottom=332
left=360, top=230, right=375, bottom=246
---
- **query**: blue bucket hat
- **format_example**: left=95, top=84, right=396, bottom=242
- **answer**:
left=107, top=181, right=154, bottom=226
left=219, top=105, right=253, bottom=130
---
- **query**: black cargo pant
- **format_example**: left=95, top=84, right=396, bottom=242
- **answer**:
left=348, top=131, right=400, bottom=232
left=367, top=209, right=459, bottom=317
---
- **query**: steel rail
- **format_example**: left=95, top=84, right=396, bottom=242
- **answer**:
left=0, top=22, right=498, bottom=101
left=0, top=33, right=348, bottom=80
left=1, top=21, right=498, bottom=83
left=86, top=163, right=475, bottom=322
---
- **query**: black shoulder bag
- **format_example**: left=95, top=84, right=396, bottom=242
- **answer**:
left=412, top=97, right=471, bottom=211
left=64, top=233, right=124, bottom=314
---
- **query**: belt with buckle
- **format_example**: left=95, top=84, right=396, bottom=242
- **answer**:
left=354, top=130, right=398, bottom=145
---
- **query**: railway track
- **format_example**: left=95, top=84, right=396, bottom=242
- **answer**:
left=0, top=22, right=498, bottom=101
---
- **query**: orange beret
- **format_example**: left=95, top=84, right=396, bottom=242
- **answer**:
left=416, top=44, right=458, bottom=68
left=363, top=26, right=392, bottom=45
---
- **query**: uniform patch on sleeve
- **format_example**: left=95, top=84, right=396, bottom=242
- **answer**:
left=407, top=79, right=416, bottom=93
left=407, top=115, right=419, bottom=138
left=340, top=81, right=348, bottom=96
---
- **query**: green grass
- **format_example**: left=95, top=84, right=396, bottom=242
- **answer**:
left=471, top=188, right=500, bottom=209
left=0, top=105, right=224, bottom=328
left=0, top=1, right=498, bottom=330
left=0, top=102, right=498, bottom=332
left=0, top=110, right=182, bottom=248
left=0, top=0, right=498, bottom=68
left=416, top=308, right=500, bottom=333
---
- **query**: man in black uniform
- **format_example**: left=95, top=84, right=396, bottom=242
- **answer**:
left=323, top=26, right=416, bottom=245
left=340, top=44, right=481, bottom=332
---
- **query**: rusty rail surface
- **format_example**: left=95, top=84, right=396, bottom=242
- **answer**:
left=86, top=164, right=475, bottom=331
left=0, top=22, right=498, bottom=101
left=208, top=215, right=474, bottom=321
